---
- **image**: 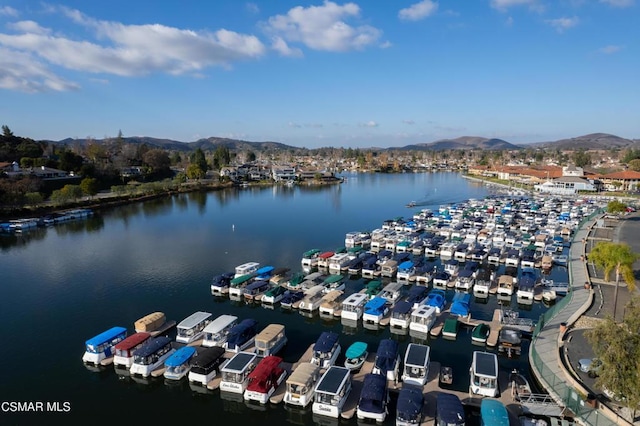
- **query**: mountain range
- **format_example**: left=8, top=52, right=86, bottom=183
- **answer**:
left=44, top=133, right=638, bottom=153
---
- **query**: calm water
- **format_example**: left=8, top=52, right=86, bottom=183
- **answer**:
left=0, top=172, right=566, bottom=425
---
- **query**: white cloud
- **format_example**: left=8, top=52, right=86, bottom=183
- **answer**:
left=398, top=1, right=438, bottom=21
left=0, top=6, right=266, bottom=84
left=380, top=40, right=392, bottom=49
left=545, top=16, right=579, bottom=33
left=288, top=122, right=302, bottom=128
left=7, top=20, right=51, bottom=35
left=490, top=0, right=543, bottom=12
left=0, top=6, right=18, bottom=17
left=245, top=3, right=260, bottom=14
left=0, top=46, right=79, bottom=93
left=271, top=36, right=303, bottom=57
left=402, top=119, right=415, bottom=125
left=505, top=16, right=514, bottom=26
left=360, top=121, right=379, bottom=128
left=263, top=1, right=381, bottom=52
left=597, top=45, right=623, bottom=54
left=599, top=0, right=634, bottom=7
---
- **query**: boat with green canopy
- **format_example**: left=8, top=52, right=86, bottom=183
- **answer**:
left=344, top=341, right=368, bottom=372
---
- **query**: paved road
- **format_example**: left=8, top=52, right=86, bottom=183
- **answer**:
left=563, top=212, right=640, bottom=423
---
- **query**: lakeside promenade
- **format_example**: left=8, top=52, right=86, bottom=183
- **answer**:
left=530, top=212, right=636, bottom=425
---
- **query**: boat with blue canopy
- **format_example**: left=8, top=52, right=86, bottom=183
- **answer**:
left=480, top=399, right=509, bottom=426
left=372, top=338, right=400, bottom=382
left=425, top=289, right=446, bottom=313
left=436, top=393, right=465, bottom=426
left=406, top=286, right=428, bottom=309
left=362, top=296, right=389, bottom=324
left=344, top=341, right=368, bottom=371
left=130, top=336, right=175, bottom=378
left=225, top=318, right=258, bottom=353
left=390, top=300, right=413, bottom=329
left=82, top=326, right=127, bottom=366
left=356, top=373, right=389, bottom=423
left=396, top=385, right=424, bottom=426
left=450, top=292, right=471, bottom=317
left=311, top=331, right=341, bottom=368
left=164, top=346, right=197, bottom=380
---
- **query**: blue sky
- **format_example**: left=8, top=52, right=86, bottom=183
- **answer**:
left=0, top=1, right=637, bottom=148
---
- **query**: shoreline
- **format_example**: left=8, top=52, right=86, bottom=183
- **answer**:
left=0, top=178, right=343, bottom=222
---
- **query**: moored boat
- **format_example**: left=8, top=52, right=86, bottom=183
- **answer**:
left=188, top=346, right=226, bottom=386
left=396, top=384, right=424, bottom=426
left=284, top=363, right=320, bottom=407
left=130, top=336, right=175, bottom=378
left=469, top=351, right=499, bottom=397
left=401, top=343, right=430, bottom=386
left=311, top=331, right=341, bottom=368
left=480, top=399, right=510, bottom=426
left=312, top=366, right=352, bottom=418
left=113, top=332, right=151, bottom=369
left=344, top=341, right=368, bottom=372
left=439, top=365, right=453, bottom=385
left=436, top=393, right=465, bottom=426
left=176, top=311, right=212, bottom=344
left=509, top=368, right=532, bottom=401
left=442, top=317, right=459, bottom=339
left=225, top=318, right=258, bottom=353
left=164, top=346, right=197, bottom=380
left=471, top=323, right=490, bottom=344
left=254, top=323, right=287, bottom=357
left=371, top=338, right=400, bottom=382
left=243, top=355, right=287, bottom=404
left=356, top=373, right=389, bottom=423
left=82, top=326, right=127, bottom=366
left=219, top=351, right=258, bottom=393
left=424, top=289, right=446, bottom=313
left=203, top=315, right=238, bottom=348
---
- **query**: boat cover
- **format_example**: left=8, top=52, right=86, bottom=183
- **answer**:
left=374, top=339, right=398, bottom=373
left=450, top=293, right=471, bottom=317
left=165, top=346, right=196, bottom=367
left=396, top=385, right=424, bottom=422
left=436, top=393, right=465, bottom=425
left=134, top=312, right=166, bottom=332
left=226, top=319, right=258, bottom=348
left=406, top=286, right=428, bottom=304
left=480, top=399, right=509, bottom=426
left=345, top=342, right=367, bottom=359
left=313, top=331, right=339, bottom=353
left=364, top=297, right=387, bottom=314
left=133, top=336, right=172, bottom=357
left=189, top=346, right=225, bottom=370
left=392, top=301, right=412, bottom=315
left=357, top=374, right=387, bottom=413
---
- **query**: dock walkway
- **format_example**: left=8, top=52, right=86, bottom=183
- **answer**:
left=529, top=213, right=632, bottom=426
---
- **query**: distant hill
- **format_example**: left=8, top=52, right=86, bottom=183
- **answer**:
left=45, top=136, right=304, bottom=153
left=395, top=136, right=520, bottom=151
left=528, top=133, right=638, bottom=150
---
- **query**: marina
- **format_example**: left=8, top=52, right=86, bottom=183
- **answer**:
left=3, top=171, right=601, bottom=425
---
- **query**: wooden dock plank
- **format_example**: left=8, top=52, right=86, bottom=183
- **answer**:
left=340, top=351, right=376, bottom=420
left=206, top=376, right=223, bottom=390
left=291, top=343, right=314, bottom=370
left=269, top=362, right=293, bottom=404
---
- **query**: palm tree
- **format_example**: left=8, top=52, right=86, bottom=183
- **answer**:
left=588, top=242, right=638, bottom=321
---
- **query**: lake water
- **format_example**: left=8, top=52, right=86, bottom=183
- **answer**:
left=0, top=172, right=566, bottom=425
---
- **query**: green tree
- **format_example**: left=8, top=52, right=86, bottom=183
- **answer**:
left=588, top=242, right=638, bottom=320
left=573, top=150, right=591, bottom=168
left=142, top=149, right=171, bottom=176
left=186, top=163, right=206, bottom=180
left=607, top=200, right=628, bottom=214
left=61, top=184, right=83, bottom=201
left=628, top=159, right=640, bottom=172
left=191, top=148, right=209, bottom=171
left=212, top=146, right=230, bottom=170
left=80, top=177, right=98, bottom=197
left=586, top=296, right=640, bottom=418
left=2, top=125, right=14, bottom=137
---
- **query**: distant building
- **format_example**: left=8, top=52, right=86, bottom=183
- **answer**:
left=535, top=176, right=596, bottom=194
